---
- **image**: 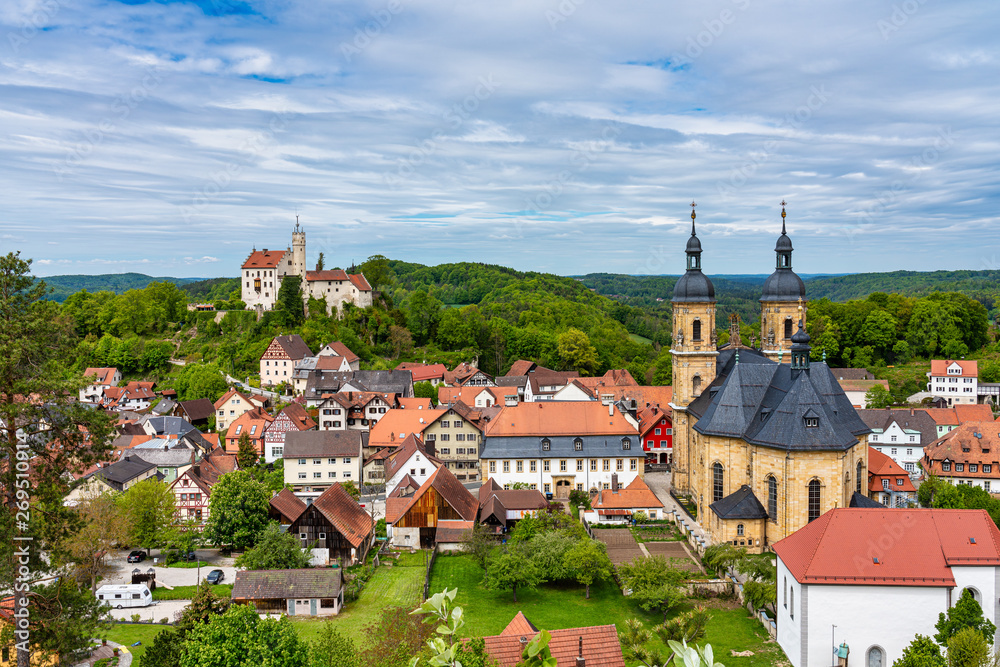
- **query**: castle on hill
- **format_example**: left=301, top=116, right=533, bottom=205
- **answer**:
left=240, top=221, right=372, bottom=317
left=670, top=203, right=871, bottom=552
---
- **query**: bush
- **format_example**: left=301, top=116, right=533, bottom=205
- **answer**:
left=569, top=489, right=591, bottom=510
left=159, top=617, right=170, bottom=625
left=130, top=614, right=141, bottom=623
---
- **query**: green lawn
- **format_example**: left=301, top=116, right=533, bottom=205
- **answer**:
left=291, top=552, right=425, bottom=644
left=428, top=554, right=785, bottom=667
left=629, top=333, right=654, bottom=345
left=165, top=560, right=212, bottom=569
left=153, top=584, right=232, bottom=600
left=105, top=624, right=170, bottom=661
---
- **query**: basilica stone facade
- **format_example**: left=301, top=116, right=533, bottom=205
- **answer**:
left=669, top=204, right=871, bottom=552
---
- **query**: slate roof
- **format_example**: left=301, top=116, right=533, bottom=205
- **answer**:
left=232, top=569, right=343, bottom=600
left=152, top=398, right=176, bottom=416
left=709, top=485, right=768, bottom=520
left=270, top=488, right=308, bottom=523
left=284, top=430, right=362, bottom=458
left=494, top=376, right=527, bottom=389
left=849, top=492, right=883, bottom=508
left=858, top=408, right=938, bottom=446
left=309, top=483, right=374, bottom=548
left=690, top=348, right=870, bottom=452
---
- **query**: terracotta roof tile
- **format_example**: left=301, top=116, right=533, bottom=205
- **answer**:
left=324, top=341, right=359, bottom=363
left=505, top=360, right=537, bottom=377
left=269, top=488, right=307, bottom=523
left=396, top=362, right=448, bottom=382
left=232, top=569, right=342, bottom=600
left=930, top=359, right=978, bottom=377
left=214, top=388, right=254, bottom=411
left=305, top=269, right=349, bottom=282
left=311, top=483, right=374, bottom=548
left=480, top=614, right=625, bottom=667
left=397, top=397, right=434, bottom=410
left=242, top=249, right=288, bottom=269
left=485, top=402, right=635, bottom=437
left=368, top=408, right=446, bottom=448
left=594, top=476, right=664, bottom=510
left=348, top=273, right=372, bottom=291
left=435, top=520, right=475, bottom=543
left=84, top=367, right=119, bottom=385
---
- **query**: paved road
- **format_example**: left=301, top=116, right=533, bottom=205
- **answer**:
left=104, top=549, right=238, bottom=588
left=110, top=599, right=190, bottom=623
left=644, top=471, right=710, bottom=544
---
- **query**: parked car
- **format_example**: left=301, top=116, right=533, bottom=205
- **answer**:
left=206, top=569, right=225, bottom=585
left=127, top=550, right=146, bottom=563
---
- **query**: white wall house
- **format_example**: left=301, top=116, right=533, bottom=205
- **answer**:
left=927, top=359, right=978, bottom=406
left=774, top=508, right=1000, bottom=667
left=383, top=435, right=440, bottom=495
left=868, top=420, right=922, bottom=475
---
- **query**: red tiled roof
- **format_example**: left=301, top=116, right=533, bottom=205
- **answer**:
left=214, top=388, right=254, bottom=411
left=397, top=397, right=434, bottom=410
left=324, top=341, right=359, bottom=363
left=435, top=520, right=475, bottom=543
left=480, top=613, right=625, bottom=667
left=485, top=402, right=636, bottom=437
left=311, top=483, right=374, bottom=548
left=242, top=248, right=288, bottom=269
left=349, top=273, right=372, bottom=291
left=594, top=476, right=663, bottom=510
left=773, top=508, right=1000, bottom=587
left=931, top=359, right=978, bottom=378
left=278, top=402, right=317, bottom=431
left=392, top=466, right=479, bottom=525
left=638, top=406, right=671, bottom=439
left=954, top=404, right=996, bottom=423
left=923, top=421, right=1000, bottom=479
left=396, top=362, right=448, bottom=382
left=369, top=408, right=446, bottom=448
left=505, top=360, right=537, bottom=377
left=305, top=269, right=349, bottom=282
left=384, top=434, right=439, bottom=484
left=84, top=367, right=118, bottom=385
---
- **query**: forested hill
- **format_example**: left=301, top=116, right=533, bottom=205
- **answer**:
left=37, top=273, right=205, bottom=302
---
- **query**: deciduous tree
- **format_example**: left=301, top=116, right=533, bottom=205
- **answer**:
left=563, top=538, right=612, bottom=598
left=556, top=328, right=598, bottom=375
left=236, top=522, right=311, bottom=570
left=484, top=546, right=544, bottom=603
left=204, top=471, right=270, bottom=551
left=180, top=604, right=308, bottom=667
left=66, top=492, right=132, bottom=592
left=617, top=555, right=687, bottom=621
left=118, top=478, right=177, bottom=555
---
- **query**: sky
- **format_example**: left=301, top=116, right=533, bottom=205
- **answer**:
left=1, top=0, right=998, bottom=278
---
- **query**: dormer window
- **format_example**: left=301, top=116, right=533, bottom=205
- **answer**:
left=804, top=417, right=819, bottom=428
left=621, top=438, right=631, bottom=450
left=574, top=438, right=583, bottom=451
left=541, top=438, right=551, bottom=451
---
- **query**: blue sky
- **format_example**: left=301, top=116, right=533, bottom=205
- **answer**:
left=1, top=0, right=998, bottom=278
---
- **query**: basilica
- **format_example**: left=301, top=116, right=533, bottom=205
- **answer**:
left=669, top=204, right=871, bottom=552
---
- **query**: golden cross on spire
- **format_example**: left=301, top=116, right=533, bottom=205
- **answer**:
left=780, top=200, right=787, bottom=218
left=690, top=201, right=697, bottom=220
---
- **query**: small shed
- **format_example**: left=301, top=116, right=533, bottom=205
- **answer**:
left=231, top=569, right=344, bottom=617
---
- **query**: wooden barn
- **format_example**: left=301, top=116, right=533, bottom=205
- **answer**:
left=386, top=465, right=478, bottom=548
left=287, top=483, right=374, bottom=566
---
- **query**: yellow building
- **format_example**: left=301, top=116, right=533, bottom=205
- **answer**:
left=670, top=204, right=870, bottom=552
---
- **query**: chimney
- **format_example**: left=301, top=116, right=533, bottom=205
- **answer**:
left=608, top=403, right=614, bottom=417
left=576, top=637, right=585, bottom=667
left=611, top=473, right=619, bottom=493
left=124, top=455, right=130, bottom=462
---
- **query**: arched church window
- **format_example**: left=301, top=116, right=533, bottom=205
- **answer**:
left=692, top=375, right=702, bottom=395
left=784, top=318, right=793, bottom=340
left=857, top=460, right=864, bottom=495
left=768, top=476, right=778, bottom=522
left=808, top=480, right=821, bottom=522
left=713, top=462, right=724, bottom=502
left=692, top=320, right=702, bottom=342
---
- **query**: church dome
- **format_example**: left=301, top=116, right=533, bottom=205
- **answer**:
left=760, top=269, right=806, bottom=302
left=672, top=270, right=716, bottom=303
left=775, top=232, right=793, bottom=252
left=686, top=234, right=703, bottom=254
left=791, top=320, right=810, bottom=345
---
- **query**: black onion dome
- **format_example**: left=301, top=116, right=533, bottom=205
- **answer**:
left=760, top=270, right=806, bottom=302
left=775, top=232, right=793, bottom=252
left=686, top=234, right=703, bottom=253
left=672, top=270, right=716, bottom=303
left=791, top=320, right=810, bottom=345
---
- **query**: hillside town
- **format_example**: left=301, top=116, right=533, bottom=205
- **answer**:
left=6, top=210, right=1000, bottom=667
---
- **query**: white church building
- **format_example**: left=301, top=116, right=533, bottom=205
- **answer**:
left=774, top=508, right=1000, bottom=667
left=241, top=221, right=373, bottom=316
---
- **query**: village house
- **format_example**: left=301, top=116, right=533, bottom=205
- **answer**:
left=927, top=359, right=979, bottom=406
left=283, top=430, right=363, bottom=502
left=585, top=474, right=664, bottom=523
left=174, top=398, right=215, bottom=428
left=774, top=508, right=1000, bottom=667
left=80, top=367, right=122, bottom=404
left=924, top=403, right=996, bottom=439
left=303, top=269, right=373, bottom=316
left=386, top=465, right=478, bottom=549
left=213, top=388, right=261, bottom=433
left=857, top=408, right=938, bottom=476
left=481, top=401, right=643, bottom=499
left=260, top=334, right=313, bottom=388
left=317, top=341, right=361, bottom=370
left=443, top=362, right=494, bottom=388
left=383, top=434, right=442, bottom=495
left=315, top=392, right=394, bottom=432
left=396, top=362, right=448, bottom=386
left=522, top=367, right=580, bottom=402
left=922, top=421, right=1000, bottom=492
left=169, top=448, right=239, bottom=525
left=437, top=385, right=519, bottom=408
left=224, top=408, right=274, bottom=458
left=287, top=482, right=374, bottom=565
left=479, top=612, right=625, bottom=667
left=303, top=369, right=414, bottom=405
left=362, top=447, right=394, bottom=489
left=367, top=407, right=446, bottom=453
left=477, top=478, right=548, bottom=530
left=268, top=487, right=307, bottom=525
left=421, top=402, right=485, bottom=482
left=638, top=404, right=672, bottom=465
left=829, top=367, right=891, bottom=408
left=867, top=448, right=917, bottom=507
left=232, top=569, right=345, bottom=617
left=263, top=403, right=316, bottom=463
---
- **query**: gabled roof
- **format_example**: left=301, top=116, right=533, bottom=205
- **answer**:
left=437, top=385, right=496, bottom=406
left=308, top=483, right=374, bottom=548
left=391, top=465, right=478, bottom=525
left=931, top=359, right=978, bottom=378
left=267, top=334, right=313, bottom=361
left=638, top=406, right=671, bottom=439
left=849, top=491, right=883, bottom=508
left=284, top=430, right=362, bottom=458
left=480, top=613, right=625, bottom=667
left=955, top=404, right=996, bottom=423
left=923, top=421, right=1000, bottom=479
left=773, top=508, right=1000, bottom=587
left=242, top=248, right=289, bottom=269
left=305, top=269, right=349, bottom=282
left=348, top=273, right=372, bottom=291
left=384, top=434, right=439, bottom=483
left=868, top=448, right=916, bottom=493
left=226, top=408, right=274, bottom=441
left=232, top=569, right=343, bottom=600
left=84, top=367, right=119, bottom=385
left=505, top=360, right=536, bottom=377
left=96, top=456, right=156, bottom=487
left=368, top=408, right=446, bottom=449
left=397, top=397, right=434, bottom=410
left=275, top=403, right=316, bottom=431
left=485, top=402, right=635, bottom=437
left=857, top=408, right=938, bottom=447
left=269, top=488, right=307, bottom=523
left=323, top=341, right=359, bottom=363
left=435, top=520, right=475, bottom=543
left=709, top=485, right=767, bottom=520
left=214, top=387, right=254, bottom=410
left=829, top=368, right=876, bottom=381
left=178, top=398, right=215, bottom=422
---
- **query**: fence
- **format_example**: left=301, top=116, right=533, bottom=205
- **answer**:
left=422, top=545, right=440, bottom=601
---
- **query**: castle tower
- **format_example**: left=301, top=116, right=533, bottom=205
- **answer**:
left=760, top=202, right=806, bottom=362
left=670, top=203, right=717, bottom=494
left=291, top=217, right=307, bottom=279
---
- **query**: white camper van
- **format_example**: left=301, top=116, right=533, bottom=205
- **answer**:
left=95, top=583, right=153, bottom=609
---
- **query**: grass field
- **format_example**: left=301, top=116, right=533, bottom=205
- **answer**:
left=290, top=551, right=425, bottom=645
left=105, top=624, right=170, bottom=661
left=629, top=333, right=654, bottom=345
left=428, top=553, right=785, bottom=667
left=153, top=584, right=232, bottom=600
